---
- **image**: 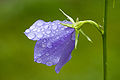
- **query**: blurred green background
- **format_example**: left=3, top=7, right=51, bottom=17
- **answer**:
left=0, top=0, right=120, bottom=80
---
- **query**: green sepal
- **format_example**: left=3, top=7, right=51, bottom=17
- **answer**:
left=59, top=9, right=104, bottom=49
left=60, top=23, right=73, bottom=28
left=59, top=9, right=75, bottom=24
left=79, top=29, right=93, bottom=43
left=75, top=29, right=79, bottom=49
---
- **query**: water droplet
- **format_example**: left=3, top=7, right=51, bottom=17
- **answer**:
left=46, top=30, right=51, bottom=34
left=56, top=36, right=59, bottom=39
left=43, top=32, right=45, bottom=34
left=37, top=23, right=43, bottom=26
left=52, top=25, right=57, bottom=30
left=65, top=35, right=67, bottom=37
left=38, top=53, right=42, bottom=57
left=37, top=28, right=40, bottom=32
left=44, top=33, right=47, bottom=35
left=64, top=26, right=67, bottom=28
left=30, top=26, right=35, bottom=30
left=34, top=56, right=38, bottom=60
left=47, top=35, right=50, bottom=37
left=51, top=34, right=54, bottom=36
left=25, top=29, right=30, bottom=33
left=56, top=29, right=58, bottom=32
left=37, top=33, right=43, bottom=38
left=61, top=28, right=64, bottom=30
left=53, top=31, right=55, bottom=33
left=47, top=42, right=52, bottom=48
left=41, top=29, right=44, bottom=31
left=27, top=33, right=35, bottom=39
left=53, top=57, right=60, bottom=64
left=66, top=31, right=69, bottom=33
left=46, top=53, right=49, bottom=56
left=71, top=32, right=75, bottom=40
left=42, top=43, right=46, bottom=48
left=33, top=28, right=37, bottom=31
left=37, top=58, right=42, bottom=63
left=46, top=62, right=53, bottom=66
left=44, top=25, right=48, bottom=29
left=43, top=39, right=46, bottom=42
left=52, top=23, right=55, bottom=25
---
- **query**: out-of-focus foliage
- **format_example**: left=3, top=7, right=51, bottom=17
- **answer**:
left=0, top=0, right=120, bottom=80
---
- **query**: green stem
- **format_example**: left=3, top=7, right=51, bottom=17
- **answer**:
left=75, top=20, right=104, bottom=34
left=103, top=0, right=108, bottom=80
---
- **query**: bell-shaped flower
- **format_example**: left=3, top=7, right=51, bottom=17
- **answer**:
left=24, top=20, right=75, bottom=73
left=24, top=9, right=103, bottom=74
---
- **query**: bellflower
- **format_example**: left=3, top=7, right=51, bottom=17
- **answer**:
left=24, top=9, right=103, bottom=73
left=24, top=20, right=75, bottom=73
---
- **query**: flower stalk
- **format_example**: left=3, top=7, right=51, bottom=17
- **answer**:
left=103, top=0, right=108, bottom=80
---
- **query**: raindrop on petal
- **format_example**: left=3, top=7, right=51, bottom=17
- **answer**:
left=52, top=25, right=57, bottom=30
left=43, top=39, right=47, bottom=42
left=44, top=25, right=49, bottom=29
left=64, top=26, right=67, bottom=28
left=37, top=58, right=42, bottom=63
left=61, top=28, right=64, bottom=30
left=46, top=30, right=51, bottom=34
left=56, top=29, right=58, bottom=32
left=41, top=29, right=44, bottom=31
left=25, top=29, right=30, bottom=33
left=33, top=28, right=37, bottom=31
left=37, top=53, right=42, bottom=57
left=46, top=53, right=49, bottom=56
left=30, top=26, right=35, bottom=30
left=42, top=43, right=46, bottom=48
left=47, top=35, right=50, bottom=37
left=37, top=33, right=43, bottom=38
left=27, top=33, right=35, bottom=39
left=66, top=31, right=69, bottom=33
left=53, top=57, right=60, bottom=64
left=46, top=62, right=53, bottom=66
left=56, top=36, right=59, bottom=39
left=47, top=42, right=52, bottom=48
left=37, top=28, right=40, bottom=32
left=71, top=32, right=75, bottom=40
left=37, top=23, right=43, bottom=26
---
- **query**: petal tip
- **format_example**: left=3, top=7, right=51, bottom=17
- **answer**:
left=55, top=67, right=60, bottom=74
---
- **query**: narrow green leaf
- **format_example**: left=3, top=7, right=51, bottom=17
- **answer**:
left=59, top=8, right=75, bottom=24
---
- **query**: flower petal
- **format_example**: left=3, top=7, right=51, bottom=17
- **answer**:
left=24, top=20, right=73, bottom=40
left=25, top=20, right=75, bottom=73
left=55, top=33, right=75, bottom=73
left=34, top=30, right=75, bottom=66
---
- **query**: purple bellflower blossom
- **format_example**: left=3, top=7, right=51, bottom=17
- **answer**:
left=24, top=9, right=103, bottom=73
left=24, top=20, right=75, bottom=73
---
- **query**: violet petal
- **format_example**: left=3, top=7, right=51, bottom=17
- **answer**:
left=24, top=20, right=75, bottom=73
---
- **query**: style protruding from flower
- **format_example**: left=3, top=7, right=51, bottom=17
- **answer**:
left=24, top=9, right=104, bottom=73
